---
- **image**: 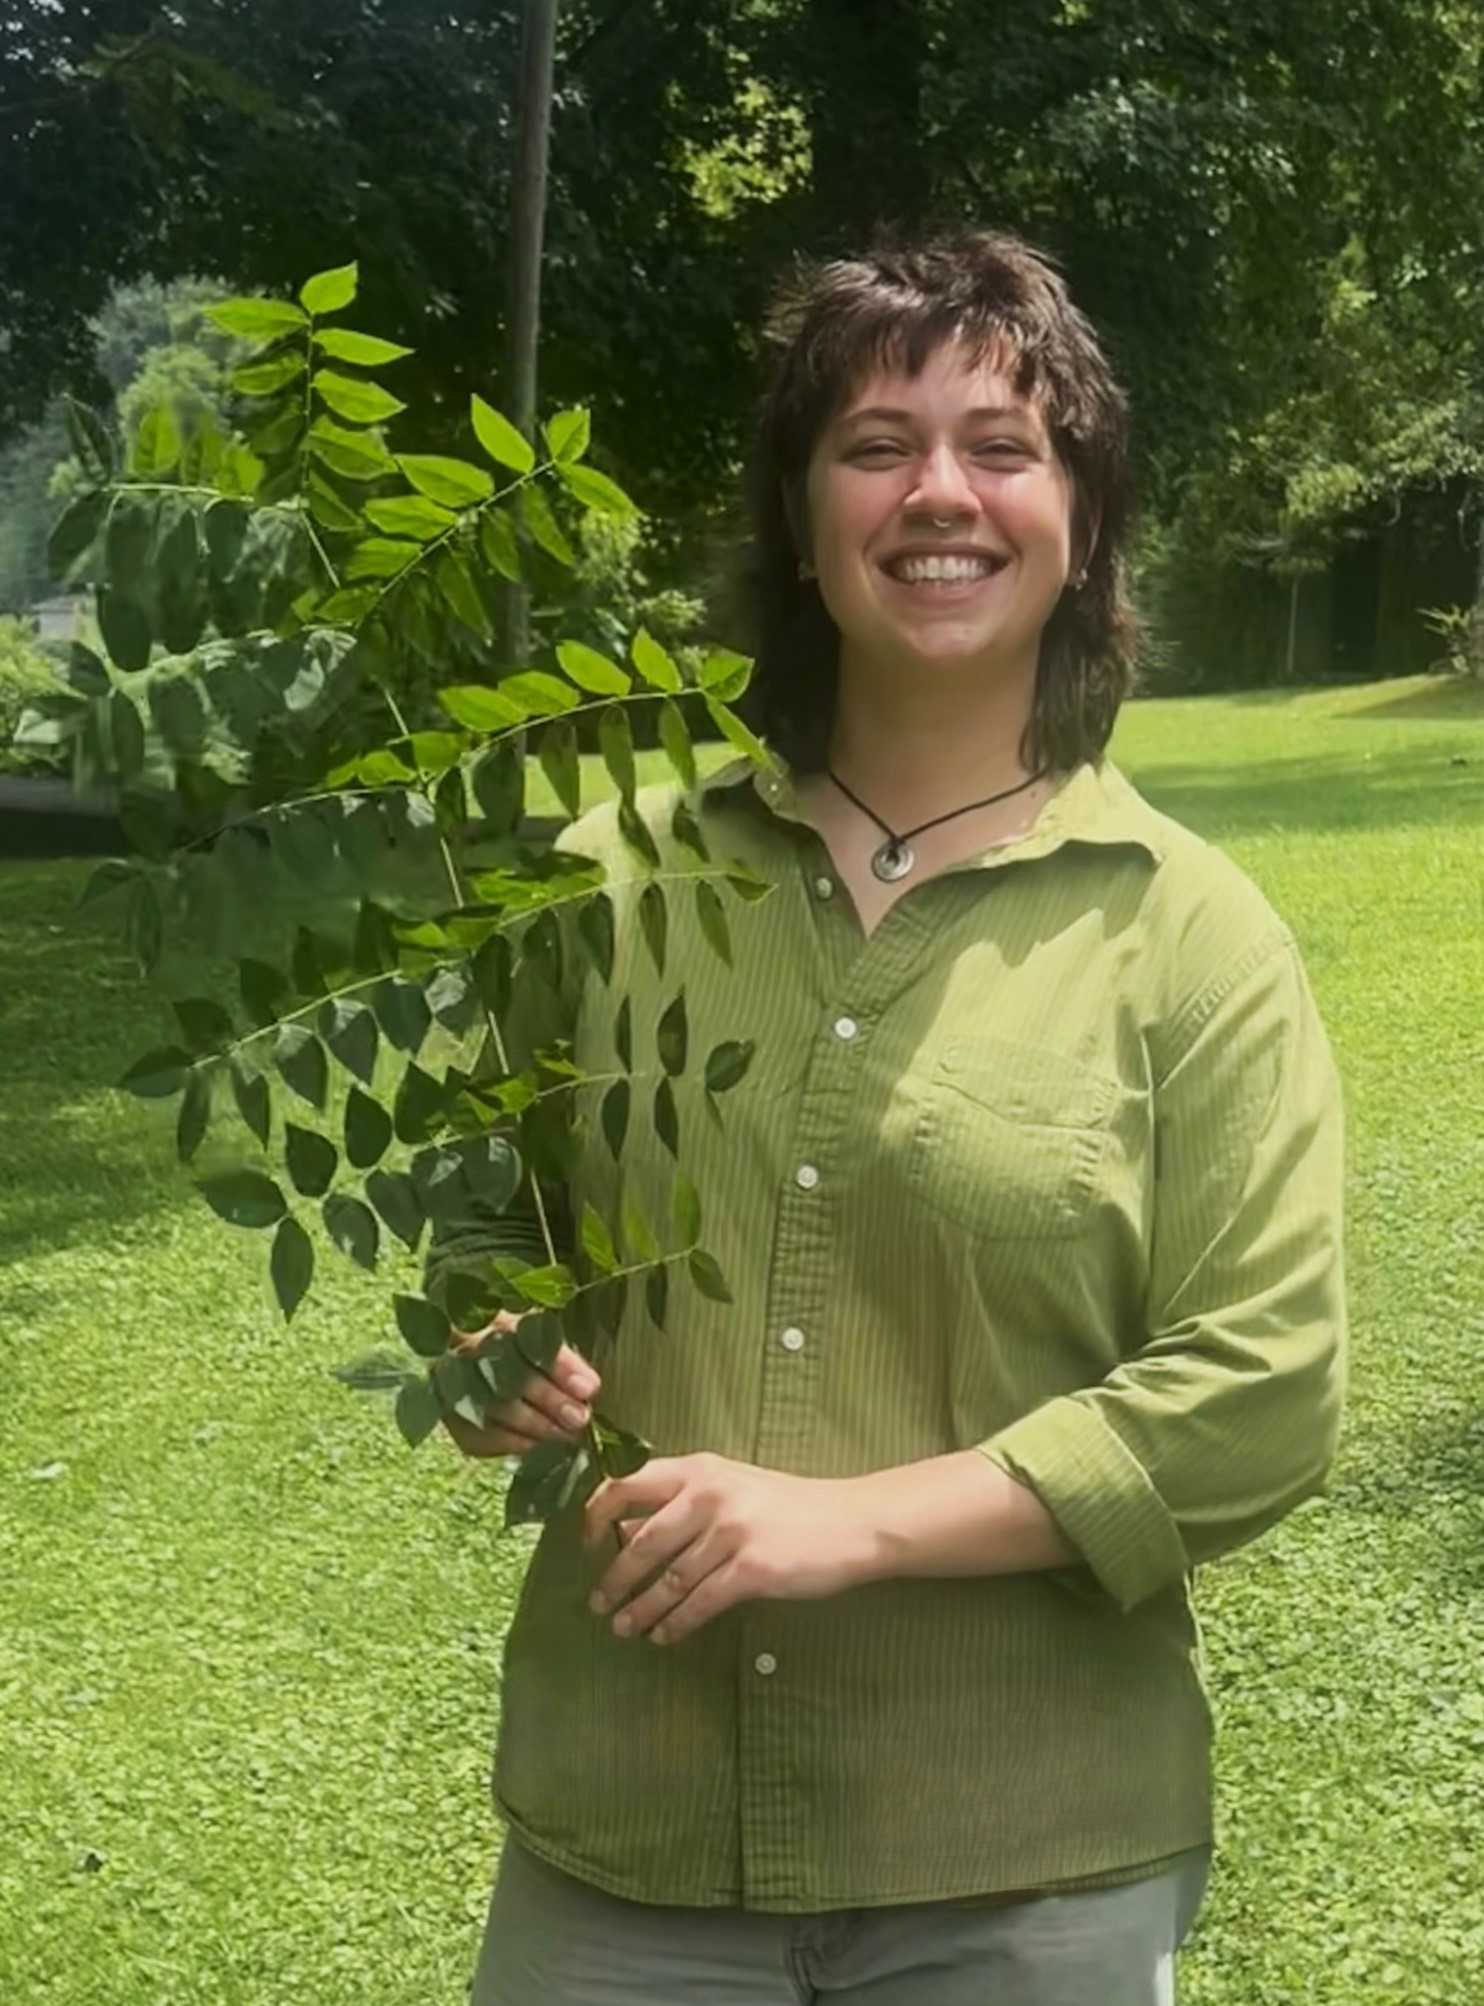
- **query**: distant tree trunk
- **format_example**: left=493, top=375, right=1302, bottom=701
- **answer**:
left=803, top=0, right=928, bottom=247
left=1471, top=510, right=1484, bottom=677
left=503, top=0, right=560, bottom=668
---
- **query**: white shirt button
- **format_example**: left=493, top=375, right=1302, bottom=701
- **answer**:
left=833, top=1015, right=858, bottom=1042
left=754, top=1652, right=778, bottom=1677
left=780, top=1326, right=806, bottom=1353
left=794, top=1163, right=820, bottom=1191
left=813, top=875, right=834, bottom=899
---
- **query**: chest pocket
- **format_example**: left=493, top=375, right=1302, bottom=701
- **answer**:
left=906, top=1035, right=1117, bottom=1240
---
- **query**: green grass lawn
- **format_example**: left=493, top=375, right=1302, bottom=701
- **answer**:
left=3, top=671, right=1483, bottom=2003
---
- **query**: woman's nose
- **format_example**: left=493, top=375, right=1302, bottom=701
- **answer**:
left=906, top=443, right=978, bottom=520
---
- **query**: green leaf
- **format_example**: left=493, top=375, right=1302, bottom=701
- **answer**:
left=616, top=798, right=661, bottom=871
left=479, top=509, right=522, bottom=582
left=364, top=493, right=456, bottom=541
left=705, top=694, right=772, bottom=768
left=687, top=1248, right=733, bottom=1304
left=285, top=1124, right=337, bottom=1199
left=308, top=417, right=396, bottom=481
left=576, top=889, right=614, bottom=984
left=64, top=397, right=115, bottom=484
left=705, top=1039, right=755, bottom=1093
left=334, top=1348, right=414, bottom=1392
left=366, top=1168, right=425, bottom=1250
left=395, top=1376, right=443, bottom=1447
left=231, top=1062, right=271, bottom=1147
left=537, top=720, right=581, bottom=820
left=544, top=408, right=591, bottom=463
left=511, top=1263, right=579, bottom=1310
left=172, top=997, right=235, bottom=1055
left=656, top=992, right=689, bottom=1078
left=275, top=1025, right=329, bottom=1110
left=323, top=1192, right=379, bottom=1270
left=207, top=297, right=310, bottom=340
left=638, top=881, right=667, bottom=976
left=621, top=1184, right=660, bottom=1264
left=307, top=478, right=363, bottom=533
left=598, top=704, right=637, bottom=802
left=471, top=394, right=534, bottom=474
left=645, top=1262, right=669, bottom=1331
left=231, top=353, right=306, bottom=397
left=556, top=461, right=636, bottom=517
left=505, top=1438, right=587, bottom=1526
left=393, top=1063, right=445, bottom=1145
left=441, top=684, right=525, bottom=733
left=471, top=744, right=524, bottom=830
left=580, top=1202, right=619, bottom=1274
left=699, top=647, right=753, bottom=700
left=271, top=1215, right=315, bottom=1321
left=590, top=1412, right=651, bottom=1480
left=110, top=691, right=146, bottom=781
left=320, top=999, right=379, bottom=1084
left=48, top=490, right=107, bottom=584
left=435, top=549, right=492, bottom=636
left=671, top=1171, right=702, bottom=1246
left=399, top=454, right=494, bottom=508
left=653, top=1076, right=679, bottom=1158
left=175, top=1071, right=212, bottom=1161
left=131, top=403, right=182, bottom=479
left=724, top=863, right=774, bottom=904
left=97, top=590, right=151, bottom=673
left=503, top=670, right=579, bottom=717
left=464, top=1133, right=522, bottom=1211
left=613, top=995, right=633, bottom=1071
left=119, top=1046, right=192, bottom=1099
left=345, top=1084, right=392, bottom=1168
left=630, top=626, right=683, bottom=692
left=658, top=697, right=696, bottom=790
left=313, top=370, right=405, bottom=425
left=239, top=961, right=289, bottom=1030
left=520, top=483, right=574, bottom=565
left=395, top=1293, right=450, bottom=1359
left=347, top=537, right=421, bottom=581
left=557, top=640, right=629, bottom=695
left=315, top=327, right=412, bottom=366
left=694, top=879, right=732, bottom=966
left=600, top=1079, right=630, bottom=1160
left=375, top=976, right=431, bottom=1056
left=198, top=1170, right=286, bottom=1230
left=512, top=1310, right=563, bottom=1375
left=301, top=262, right=359, bottom=315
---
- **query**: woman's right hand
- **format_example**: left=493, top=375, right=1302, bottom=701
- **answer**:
left=441, top=1311, right=602, bottom=1460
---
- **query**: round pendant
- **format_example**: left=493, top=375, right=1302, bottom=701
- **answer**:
left=871, top=839, right=914, bottom=883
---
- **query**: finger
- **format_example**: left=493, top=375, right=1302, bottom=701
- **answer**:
left=649, top=1557, right=746, bottom=1647
left=521, top=1372, right=593, bottom=1436
left=497, top=1394, right=581, bottom=1444
left=583, top=1460, right=687, bottom=1549
left=441, top=1410, right=540, bottom=1461
left=550, top=1343, right=601, bottom=1404
left=590, top=1495, right=702, bottom=1616
left=610, top=1529, right=727, bottom=1640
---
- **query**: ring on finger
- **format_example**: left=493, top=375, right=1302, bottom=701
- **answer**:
left=663, top=1565, right=684, bottom=1594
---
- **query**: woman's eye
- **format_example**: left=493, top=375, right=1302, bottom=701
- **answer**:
left=973, top=440, right=1027, bottom=460
left=848, top=440, right=907, bottom=461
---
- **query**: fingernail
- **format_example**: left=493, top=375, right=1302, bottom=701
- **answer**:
left=612, top=1613, right=632, bottom=1638
left=589, top=1591, right=607, bottom=1615
left=572, top=1372, right=599, bottom=1399
left=561, top=1402, right=587, bottom=1430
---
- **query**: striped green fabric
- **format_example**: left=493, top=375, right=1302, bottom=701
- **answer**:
left=446, top=751, right=1347, bottom=1914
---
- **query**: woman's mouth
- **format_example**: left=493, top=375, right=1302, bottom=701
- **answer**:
left=880, top=550, right=1008, bottom=589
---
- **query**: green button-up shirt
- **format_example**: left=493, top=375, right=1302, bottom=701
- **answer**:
left=447, top=751, right=1346, bottom=1913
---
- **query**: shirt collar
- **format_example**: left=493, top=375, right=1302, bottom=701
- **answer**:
left=699, top=748, right=1166, bottom=869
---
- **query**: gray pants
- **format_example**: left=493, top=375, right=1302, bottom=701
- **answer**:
left=471, top=1836, right=1211, bottom=2005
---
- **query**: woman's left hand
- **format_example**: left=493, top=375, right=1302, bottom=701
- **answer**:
left=582, top=1454, right=876, bottom=1645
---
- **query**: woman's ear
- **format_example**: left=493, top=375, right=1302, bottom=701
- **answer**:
left=782, top=479, right=813, bottom=577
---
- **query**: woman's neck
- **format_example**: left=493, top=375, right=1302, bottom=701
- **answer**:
left=819, top=659, right=1044, bottom=831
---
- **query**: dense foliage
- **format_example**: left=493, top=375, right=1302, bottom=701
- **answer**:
left=17, top=263, right=775, bottom=1522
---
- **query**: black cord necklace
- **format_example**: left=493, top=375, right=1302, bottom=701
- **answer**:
left=827, top=765, right=1052, bottom=883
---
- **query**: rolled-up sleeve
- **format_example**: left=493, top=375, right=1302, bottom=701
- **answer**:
left=979, top=932, right=1348, bottom=1612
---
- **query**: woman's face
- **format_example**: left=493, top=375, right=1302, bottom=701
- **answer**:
left=801, top=338, right=1078, bottom=687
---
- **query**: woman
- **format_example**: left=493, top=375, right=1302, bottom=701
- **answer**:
left=442, top=230, right=1347, bottom=2004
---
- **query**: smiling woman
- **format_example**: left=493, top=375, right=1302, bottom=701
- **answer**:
left=453, top=232, right=1346, bottom=2006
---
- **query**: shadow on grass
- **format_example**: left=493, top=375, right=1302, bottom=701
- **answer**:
left=1129, top=743, right=1484, bottom=841
left=0, top=861, right=189, bottom=1266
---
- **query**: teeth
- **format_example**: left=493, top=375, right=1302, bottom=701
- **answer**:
left=892, top=554, right=997, bottom=583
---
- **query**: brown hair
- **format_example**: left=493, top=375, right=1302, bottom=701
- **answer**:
left=739, top=229, right=1140, bottom=774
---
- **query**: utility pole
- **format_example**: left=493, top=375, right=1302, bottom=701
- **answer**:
left=503, top=0, right=560, bottom=668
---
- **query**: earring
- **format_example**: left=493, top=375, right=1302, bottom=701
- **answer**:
left=797, top=559, right=816, bottom=581
left=1071, top=567, right=1088, bottom=590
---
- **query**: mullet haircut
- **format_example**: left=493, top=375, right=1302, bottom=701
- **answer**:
left=738, top=230, right=1140, bottom=774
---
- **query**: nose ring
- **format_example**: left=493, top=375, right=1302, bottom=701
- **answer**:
left=930, top=514, right=954, bottom=530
